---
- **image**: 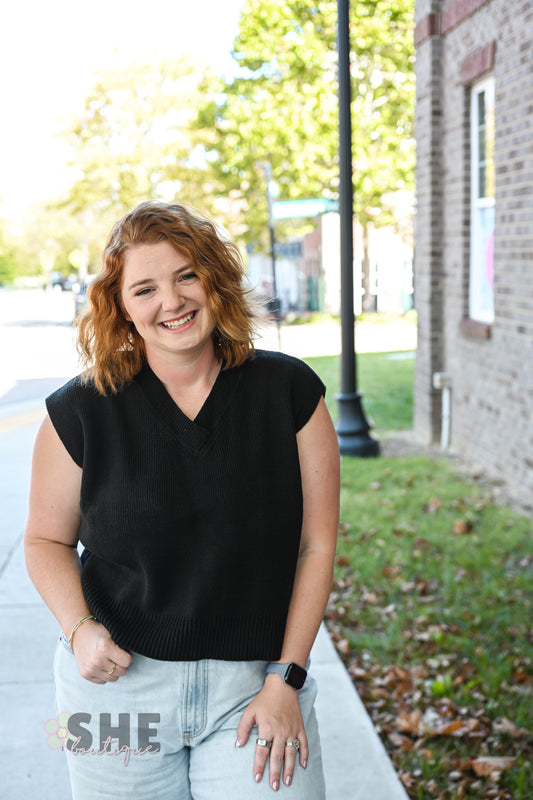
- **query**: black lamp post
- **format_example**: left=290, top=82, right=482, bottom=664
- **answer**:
left=335, top=0, right=379, bottom=456
left=261, top=163, right=282, bottom=322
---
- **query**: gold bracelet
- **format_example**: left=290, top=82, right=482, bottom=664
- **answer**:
left=67, top=615, right=97, bottom=651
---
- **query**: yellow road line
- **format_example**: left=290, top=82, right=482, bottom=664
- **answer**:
left=0, top=408, right=46, bottom=435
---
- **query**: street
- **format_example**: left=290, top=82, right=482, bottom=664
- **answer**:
left=0, top=289, right=80, bottom=409
left=0, top=289, right=78, bottom=794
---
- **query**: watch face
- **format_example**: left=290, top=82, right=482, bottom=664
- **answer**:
left=285, top=663, right=307, bottom=689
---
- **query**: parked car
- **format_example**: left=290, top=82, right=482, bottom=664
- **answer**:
left=50, top=271, right=78, bottom=291
left=73, top=275, right=97, bottom=320
left=74, top=286, right=88, bottom=318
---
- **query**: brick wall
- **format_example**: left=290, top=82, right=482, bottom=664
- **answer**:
left=414, top=0, right=533, bottom=508
left=414, top=0, right=445, bottom=442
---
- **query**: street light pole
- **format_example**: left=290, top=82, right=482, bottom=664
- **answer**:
left=259, top=162, right=282, bottom=346
left=264, top=163, right=281, bottom=320
left=335, top=0, right=379, bottom=456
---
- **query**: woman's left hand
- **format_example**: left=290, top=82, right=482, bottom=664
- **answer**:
left=235, top=674, right=308, bottom=791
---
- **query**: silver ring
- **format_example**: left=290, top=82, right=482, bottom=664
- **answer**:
left=256, top=738, right=272, bottom=748
left=285, top=739, right=300, bottom=750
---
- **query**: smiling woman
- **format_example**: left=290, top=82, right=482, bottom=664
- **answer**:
left=119, top=240, right=221, bottom=418
left=121, top=243, right=215, bottom=364
left=77, top=201, right=257, bottom=395
left=24, top=199, right=340, bottom=800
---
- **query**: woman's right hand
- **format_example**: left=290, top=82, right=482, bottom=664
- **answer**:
left=71, top=619, right=133, bottom=684
left=24, top=417, right=132, bottom=685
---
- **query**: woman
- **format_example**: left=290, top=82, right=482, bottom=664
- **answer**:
left=24, top=201, right=340, bottom=799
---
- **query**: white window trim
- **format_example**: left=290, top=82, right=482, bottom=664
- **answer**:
left=469, top=76, right=495, bottom=324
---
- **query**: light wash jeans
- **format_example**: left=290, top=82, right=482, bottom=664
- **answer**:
left=54, top=634, right=326, bottom=799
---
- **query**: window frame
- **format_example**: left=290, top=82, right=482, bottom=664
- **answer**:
left=468, top=76, right=495, bottom=325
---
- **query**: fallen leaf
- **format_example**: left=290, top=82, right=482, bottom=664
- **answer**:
left=413, top=537, right=431, bottom=549
left=393, top=665, right=412, bottom=681
left=348, top=664, right=368, bottom=680
left=463, top=718, right=482, bottom=733
left=439, top=718, right=464, bottom=736
left=388, top=732, right=414, bottom=750
left=511, top=669, right=532, bottom=685
left=396, top=709, right=422, bottom=735
left=335, top=638, right=351, bottom=657
left=393, top=680, right=413, bottom=698
left=453, top=519, right=473, bottom=534
left=383, top=565, right=402, bottom=579
left=450, top=779, right=469, bottom=799
left=492, top=716, right=530, bottom=738
left=398, top=771, right=416, bottom=789
left=372, top=687, right=391, bottom=700
left=420, top=709, right=463, bottom=737
left=425, top=496, right=442, bottom=513
left=471, top=756, right=516, bottom=776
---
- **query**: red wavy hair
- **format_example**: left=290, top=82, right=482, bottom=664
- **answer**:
left=77, top=201, right=257, bottom=395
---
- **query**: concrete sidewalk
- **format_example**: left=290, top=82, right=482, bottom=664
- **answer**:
left=0, top=406, right=408, bottom=799
left=255, top=316, right=416, bottom=358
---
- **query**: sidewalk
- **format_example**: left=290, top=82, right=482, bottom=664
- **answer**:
left=255, top=316, right=417, bottom=357
left=0, top=405, right=408, bottom=799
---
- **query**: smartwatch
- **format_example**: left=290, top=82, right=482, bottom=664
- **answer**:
left=265, top=662, right=308, bottom=690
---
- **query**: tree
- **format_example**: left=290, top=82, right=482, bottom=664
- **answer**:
left=1, top=204, right=101, bottom=285
left=195, top=0, right=339, bottom=245
left=196, top=0, right=415, bottom=265
left=0, top=214, right=46, bottom=284
left=0, top=222, right=17, bottom=285
left=58, top=56, right=218, bottom=235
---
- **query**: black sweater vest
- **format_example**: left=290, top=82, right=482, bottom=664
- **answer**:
left=46, top=350, right=325, bottom=661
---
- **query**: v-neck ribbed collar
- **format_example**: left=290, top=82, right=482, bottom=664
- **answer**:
left=134, top=359, right=242, bottom=454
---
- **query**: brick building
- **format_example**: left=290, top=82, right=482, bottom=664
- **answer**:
left=414, top=0, right=533, bottom=507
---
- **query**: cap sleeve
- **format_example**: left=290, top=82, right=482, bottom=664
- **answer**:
left=286, top=356, right=326, bottom=432
left=45, top=377, right=85, bottom=468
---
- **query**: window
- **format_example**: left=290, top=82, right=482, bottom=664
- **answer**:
left=469, top=78, right=495, bottom=324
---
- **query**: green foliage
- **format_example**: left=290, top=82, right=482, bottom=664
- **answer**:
left=195, top=0, right=415, bottom=244
left=8, top=204, right=102, bottom=283
left=305, top=350, right=414, bottom=431
left=0, top=251, right=16, bottom=285
left=47, top=1, right=414, bottom=257
left=26, top=2, right=414, bottom=278
left=58, top=57, right=217, bottom=230
left=0, top=218, right=24, bottom=284
left=329, top=454, right=533, bottom=797
left=349, top=0, right=415, bottom=215
left=306, top=343, right=533, bottom=795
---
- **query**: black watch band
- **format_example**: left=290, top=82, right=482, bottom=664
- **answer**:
left=265, top=662, right=308, bottom=690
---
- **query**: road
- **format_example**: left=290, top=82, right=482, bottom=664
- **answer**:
left=0, top=289, right=80, bottom=412
left=0, top=291, right=72, bottom=792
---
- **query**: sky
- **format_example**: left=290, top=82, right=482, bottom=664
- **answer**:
left=0, top=0, right=246, bottom=224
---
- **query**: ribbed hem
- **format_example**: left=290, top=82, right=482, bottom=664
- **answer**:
left=83, top=583, right=287, bottom=662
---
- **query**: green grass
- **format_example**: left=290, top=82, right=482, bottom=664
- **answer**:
left=306, top=354, right=533, bottom=799
left=305, top=351, right=415, bottom=432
